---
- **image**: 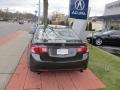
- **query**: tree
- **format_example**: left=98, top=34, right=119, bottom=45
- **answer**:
left=66, top=18, right=69, bottom=26
left=89, top=22, right=92, bottom=31
left=86, top=23, right=89, bottom=31
left=0, top=9, right=34, bottom=21
left=60, top=21, right=65, bottom=25
left=70, top=22, right=74, bottom=27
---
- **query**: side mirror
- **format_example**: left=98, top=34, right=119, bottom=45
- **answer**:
left=29, top=31, right=34, bottom=34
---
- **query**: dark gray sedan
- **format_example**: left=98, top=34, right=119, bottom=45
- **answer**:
left=28, top=25, right=89, bottom=73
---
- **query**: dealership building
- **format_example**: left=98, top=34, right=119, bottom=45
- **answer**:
left=98, top=0, right=120, bottom=30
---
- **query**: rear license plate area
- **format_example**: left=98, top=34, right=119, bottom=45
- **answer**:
left=57, top=49, right=68, bottom=55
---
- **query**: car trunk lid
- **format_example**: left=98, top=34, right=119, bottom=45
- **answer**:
left=31, top=43, right=88, bottom=61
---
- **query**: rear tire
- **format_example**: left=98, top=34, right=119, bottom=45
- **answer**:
left=29, top=66, right=37, bottom=72
left=80, top=69, right=84, bottom=72
left=30, top=67, right=42, bottom=74
left=37, top=72, right=42, bottom=74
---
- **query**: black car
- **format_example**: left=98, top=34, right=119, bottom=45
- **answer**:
left=28, top=25, right=89, bottom=73
left=87, top=30, right=120, bottom=46
left=18, top=20, right=24, bottom=24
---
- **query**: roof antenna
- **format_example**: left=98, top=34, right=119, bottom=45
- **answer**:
left=38, top=0, right=41, bottom=26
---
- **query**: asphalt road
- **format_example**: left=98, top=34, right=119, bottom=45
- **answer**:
left=99, top=46, right=120, bottom=57
left=0, top=21, right=33, bottom=37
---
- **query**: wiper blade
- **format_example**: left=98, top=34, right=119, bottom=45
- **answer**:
left=48, top=26, right=65, bottom=40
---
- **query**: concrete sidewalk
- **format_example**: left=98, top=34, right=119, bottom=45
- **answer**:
left=0, top=31, right=31, bottom=90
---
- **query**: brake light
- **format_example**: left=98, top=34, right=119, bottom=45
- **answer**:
left=77, top=46, right=89, bottom=53
left=31, top=46, right=39, bottom=53
left=39, top=47, right=48, bottom=53
left=31, top=45, right=48, bottom=54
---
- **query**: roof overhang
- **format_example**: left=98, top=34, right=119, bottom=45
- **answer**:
left=97, top=14, right=120, bottom=20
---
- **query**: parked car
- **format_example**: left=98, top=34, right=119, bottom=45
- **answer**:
left=18, top=20, right=24, bottom=24
left=87, top=30, right=120, bottom=46
left=28, top=25, right=89, bottom=73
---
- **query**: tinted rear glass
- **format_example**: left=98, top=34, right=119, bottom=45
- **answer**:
left=34, top=26, right=81, bottom=43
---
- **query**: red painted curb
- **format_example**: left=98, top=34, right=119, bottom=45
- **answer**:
left=0, top=31, right=23, bottom=45
left=5, top=48, right=105, bottom=90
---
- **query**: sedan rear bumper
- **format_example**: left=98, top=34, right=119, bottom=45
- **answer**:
left=29, top=57, right=88, bottom=71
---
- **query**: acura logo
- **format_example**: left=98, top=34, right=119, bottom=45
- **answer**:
left=75, top=0, right=85, bottom=10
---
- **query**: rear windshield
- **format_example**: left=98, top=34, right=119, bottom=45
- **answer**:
left=34, top=26, right=81, bottom=43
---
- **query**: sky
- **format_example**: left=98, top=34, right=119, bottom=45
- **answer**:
left=0, top=0, right=117, bottom=16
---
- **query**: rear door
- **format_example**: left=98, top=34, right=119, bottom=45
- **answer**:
left=108, top=31, right=120, bottom=45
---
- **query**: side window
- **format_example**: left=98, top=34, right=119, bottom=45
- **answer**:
left=112, top=31, right=120, bottom=35
left=110, top=31, right=120, bottom=38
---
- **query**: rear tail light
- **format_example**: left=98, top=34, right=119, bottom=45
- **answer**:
left=31, top=45, right=48, bottom=54
left=77, top=46, right=89, bottom=53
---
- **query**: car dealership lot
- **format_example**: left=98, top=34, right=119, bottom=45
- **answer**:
left=0, top=22, right=105, bottom=90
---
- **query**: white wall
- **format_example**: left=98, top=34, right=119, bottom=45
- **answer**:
left=104, top=0, right=120, bottom=15
left=92, top=21, right=104, bottom=30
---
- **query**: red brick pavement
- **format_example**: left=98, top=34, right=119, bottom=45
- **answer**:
left=5, top=48, right=105, bottom=90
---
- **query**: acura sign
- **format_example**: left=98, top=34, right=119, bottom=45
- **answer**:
left=69, top=0, right=89, bottom=20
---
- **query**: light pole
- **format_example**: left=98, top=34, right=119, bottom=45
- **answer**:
left=34, top=10, right=37, bottom=32
left=43, top=0, right=48, bottom=31
left=38, top=0, right=41, bottom=25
